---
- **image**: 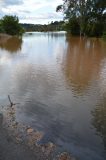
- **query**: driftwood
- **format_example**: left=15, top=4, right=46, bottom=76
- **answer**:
left=8, top=95, right=20, bottom=107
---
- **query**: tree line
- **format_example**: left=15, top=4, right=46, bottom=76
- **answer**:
left=0, top=15, right=65, bottom=35
left=56, top=0, right=106, bottom=37
left=20, top=21, right=65, bottom=32
left=0, top=0, right=106, bottom=39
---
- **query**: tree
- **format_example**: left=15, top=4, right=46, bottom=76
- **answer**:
left=0, top=20, right=4, bottom=33
left=0, top=15, right=24, bottom=35
left=65, top=17, right=80, bottom=35
left=56, top=0, right=106, bottom=37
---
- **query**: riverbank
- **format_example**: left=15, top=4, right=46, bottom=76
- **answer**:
left=0, top=127, right=47, bottom=160
left=0, top=103, right=76, bottom=160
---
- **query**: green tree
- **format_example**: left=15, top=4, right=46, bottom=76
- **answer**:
left=1, top=15, right=24, bottom=35
left=56, top=0, right=106, bottom=37
left=0, top=20, right=4, bottom=33
left=102, top=31, right=106, bottom=41
left=65, top=17, right=80, bottom=35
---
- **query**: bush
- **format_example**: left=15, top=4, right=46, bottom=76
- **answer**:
left=102, top=31, right=106, bottom=41
left=1, top=15, right=24, bottom=35
left=85, top=21, right=104, bottom=37
left=65, top=18, right=80, bottom=35
left=0, top=20, right=5, bottom=33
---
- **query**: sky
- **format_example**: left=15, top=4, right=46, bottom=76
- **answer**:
left=0, top=0, right=63, bottom=24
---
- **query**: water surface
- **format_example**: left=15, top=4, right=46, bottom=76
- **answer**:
left=0, top=32, right=106, bottom=160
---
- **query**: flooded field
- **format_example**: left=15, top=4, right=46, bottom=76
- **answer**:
left=0, top=32, right=106, bottom=160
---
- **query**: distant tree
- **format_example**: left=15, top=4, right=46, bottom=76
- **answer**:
left=21, top=21, right=65, bottom=32
left=1, top=15, right=24, bottom=35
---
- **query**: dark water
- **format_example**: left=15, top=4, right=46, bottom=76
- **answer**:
left=0, top=32, right=106, bottom=160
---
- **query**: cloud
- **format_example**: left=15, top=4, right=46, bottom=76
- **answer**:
left=0, top=0, right=63, bottom=24
left=0, top=0, right=23, bottom=6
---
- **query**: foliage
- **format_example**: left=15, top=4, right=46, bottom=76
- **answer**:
left=0, top=15, right=24, bottom=35
left=56, top=0, right=106, bottom=37
left=0, top=15, right=65, bottom=34
left=85, top=21, right=104, bottom=37
left=21, top=21, right=65, bottom=32
left=0, top=20, right=4, bottom=33
left=65, top=18, right=80, bottom=35
left=102, top=32, right=106, bottom=41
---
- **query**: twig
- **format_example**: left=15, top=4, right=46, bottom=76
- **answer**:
left=8, top=95, right=20, bottom=107
left=8, top=95, right=14, bottom=107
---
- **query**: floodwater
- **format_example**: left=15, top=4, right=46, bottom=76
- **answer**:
left=0, top=32, right=106, bottom=160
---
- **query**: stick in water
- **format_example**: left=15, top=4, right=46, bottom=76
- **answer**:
left=8, top=95, right=20, bottom=107
left=8, top=95, right=13, bottom=107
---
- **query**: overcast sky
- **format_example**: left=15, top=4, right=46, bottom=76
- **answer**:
left=0, top=0, right=63, bottom=24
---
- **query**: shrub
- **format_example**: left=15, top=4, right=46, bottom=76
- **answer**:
left=1, top=15, right=24, bottom=35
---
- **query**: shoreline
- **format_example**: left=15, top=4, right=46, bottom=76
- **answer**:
left=0, top=104, right=76, bottom=160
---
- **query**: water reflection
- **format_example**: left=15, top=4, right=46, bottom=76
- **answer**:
left=48, top=32, right=66, bottom=38
left=0, top=36, right=22, bottom=53
left=63, top=36, right=106, bottom=95
left=0, top=32, right=106, bottom=160
left=92, top=98, right=106, bottom=149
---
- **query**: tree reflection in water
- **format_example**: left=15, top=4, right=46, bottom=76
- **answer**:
left=92, top=98, right=106, bottom=150
left=63, top=35, right=106, bottom=96
left=0, top=36, right=22, bottom=53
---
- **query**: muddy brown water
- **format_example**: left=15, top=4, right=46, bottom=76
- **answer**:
left=0, top=32, right=106, bottom=160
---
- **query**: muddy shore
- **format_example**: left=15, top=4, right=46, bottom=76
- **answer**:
left=0, top=104, right=76, bottom=160
left=0, top=127, right=48, bottom=160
